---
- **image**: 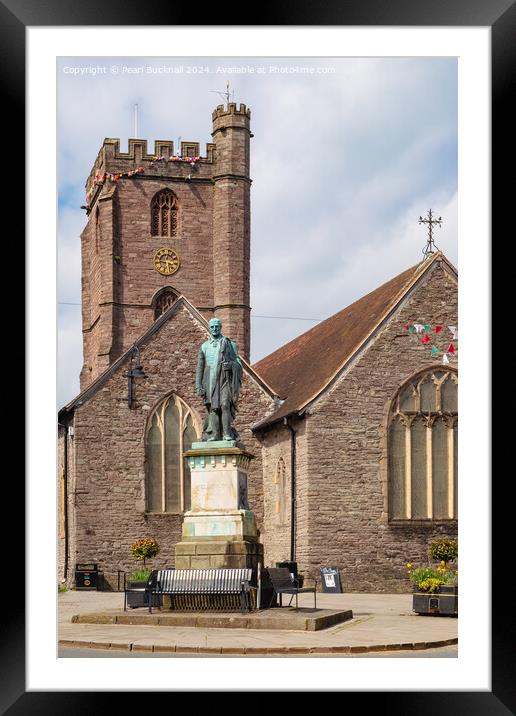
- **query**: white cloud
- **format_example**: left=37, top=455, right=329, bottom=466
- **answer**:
left=57, top=56, right=457, bottom=395
left=57, top=309, right=83, bottom=407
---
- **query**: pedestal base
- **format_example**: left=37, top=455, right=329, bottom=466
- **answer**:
left=176, top=443, right=264, bottom=570
left=182, top=509, right=257, bottom=540
left=175, top=538, right=264, bottom=570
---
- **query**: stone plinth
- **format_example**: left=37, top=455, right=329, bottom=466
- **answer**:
left=175, top=442, right=264, bottom=570
left=72, top=609, right=354, bottom=631
left=175, top=538, right=263, bottom=570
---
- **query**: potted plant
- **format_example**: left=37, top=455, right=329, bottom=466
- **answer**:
left=405, top=539, right=458, bottom=617
left=125, top=537, right=160, bottom=608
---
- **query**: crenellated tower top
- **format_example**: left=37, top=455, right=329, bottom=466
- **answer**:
left=83, top=103, right=253, bottom=213
left=79, top=101, right=253, bottom=387
left=212, top=102, right=251, bottom=120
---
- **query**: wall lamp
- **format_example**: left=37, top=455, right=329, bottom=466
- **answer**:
left=127, top=345, right=146, bottom=409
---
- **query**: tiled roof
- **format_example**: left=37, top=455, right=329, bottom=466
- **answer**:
left=252, top=252, right=455, bottom=427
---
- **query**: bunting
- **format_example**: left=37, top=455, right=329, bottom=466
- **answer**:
left=404, top=321, right=458, bottom=362
left=85, top=167, right=145, bottom=207
left=150, top=155, right=201, bottom=166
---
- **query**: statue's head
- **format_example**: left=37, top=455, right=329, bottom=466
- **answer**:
left=208, top=318, right=222, bottom=338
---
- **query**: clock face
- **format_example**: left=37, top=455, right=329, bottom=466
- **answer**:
left=154, top=248, right=180, bottom=276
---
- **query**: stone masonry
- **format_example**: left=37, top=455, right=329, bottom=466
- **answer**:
left=80, top=103, right=252, bottom=391
left=60, top=302, right=275, bottom=589
left=280, top=259, right=459, bottom=592
left=59, top=100, right=459, bottom=594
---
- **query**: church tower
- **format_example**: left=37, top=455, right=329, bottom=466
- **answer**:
left=79, top=102, right=252, bottom=390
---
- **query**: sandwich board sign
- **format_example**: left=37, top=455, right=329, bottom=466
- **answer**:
left=320, top=566, right=342, bottom=593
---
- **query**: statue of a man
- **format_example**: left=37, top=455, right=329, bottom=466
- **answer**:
left=195, top=318, right=243, bottom=442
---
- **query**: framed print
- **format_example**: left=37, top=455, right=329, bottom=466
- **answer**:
left=6, top=0, right=510, bottom=709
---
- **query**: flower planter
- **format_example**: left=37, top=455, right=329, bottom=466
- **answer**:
left=125, top=580, right=162, bottom=609
left=413, top=585, right=458, bottom=616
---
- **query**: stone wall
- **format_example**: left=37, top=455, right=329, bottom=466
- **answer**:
left=260, top=423, right=292, bottom=566
left=65, top=304, right=273, bottom=589
left=57, top=426, right=65, bottom=582
left=80, top=103, right=252, bottom=389
left=300, top=261, right=458, bottom=592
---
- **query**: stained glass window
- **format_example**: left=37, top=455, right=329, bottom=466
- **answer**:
left=388, top=370, right=457, bottom=521
left=151, top=189, right=179, bottom=238
left=146, top=394, right=199, bottom=513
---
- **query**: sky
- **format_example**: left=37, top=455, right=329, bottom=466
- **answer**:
left=57, top=56, right=457, bottom=408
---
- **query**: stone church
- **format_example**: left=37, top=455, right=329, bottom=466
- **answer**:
left=58, top=102, right=458, bottom=592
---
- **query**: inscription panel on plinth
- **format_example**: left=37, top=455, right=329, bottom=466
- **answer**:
left=190, top=468, right=248, bottom=512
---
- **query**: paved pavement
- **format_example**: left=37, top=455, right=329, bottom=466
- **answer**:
left=58, top=590, right=458, bottom=656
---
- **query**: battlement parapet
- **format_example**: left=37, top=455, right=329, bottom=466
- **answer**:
left=84, top=138, right=217, bottom=207
left=102, top=138, right=216, bottom=163
left=212, top=103, right=251, bottom=120
left=83, top=102, right=251, bottom=210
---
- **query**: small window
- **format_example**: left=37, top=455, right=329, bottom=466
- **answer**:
left=274, top=457, right=288, bottom=526
left=151, top=189, right=179, bottom=239
left=154, top=288, right=178, bottom=319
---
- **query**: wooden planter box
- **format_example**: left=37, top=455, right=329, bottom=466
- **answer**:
left=413, top=585, right=458, bottom=616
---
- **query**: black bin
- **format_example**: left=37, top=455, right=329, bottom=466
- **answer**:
left=75, top=563, right=99, bottom=590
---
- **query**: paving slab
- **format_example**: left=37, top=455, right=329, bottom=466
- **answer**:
left=58, top=591, right=457, bottom=655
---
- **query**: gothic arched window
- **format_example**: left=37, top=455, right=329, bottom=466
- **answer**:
left=151, top=189, right=179, bottom=239
left=153, top=288, right=178, bottom=319
left=274, top=457, right=288, bottom=526
left=388, top=370, right=457, bottom=521
left=146, top=394, right=199, bottom=513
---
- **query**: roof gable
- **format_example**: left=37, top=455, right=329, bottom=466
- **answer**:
left=59, top=296, right=277, bottom=418
left=252, top=252, right=457, bottom=428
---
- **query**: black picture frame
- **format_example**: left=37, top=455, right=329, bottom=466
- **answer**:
left=7, top=0, right=508, bottom=710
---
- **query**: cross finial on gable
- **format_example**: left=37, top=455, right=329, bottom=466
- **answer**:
left=419, top=209, right=442, bottom=258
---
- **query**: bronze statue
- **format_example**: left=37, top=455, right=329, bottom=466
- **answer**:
left=195, top=318, right=242, bottom=442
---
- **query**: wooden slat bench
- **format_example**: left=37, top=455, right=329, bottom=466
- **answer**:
left=144, top=568, right=255, bottom=614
